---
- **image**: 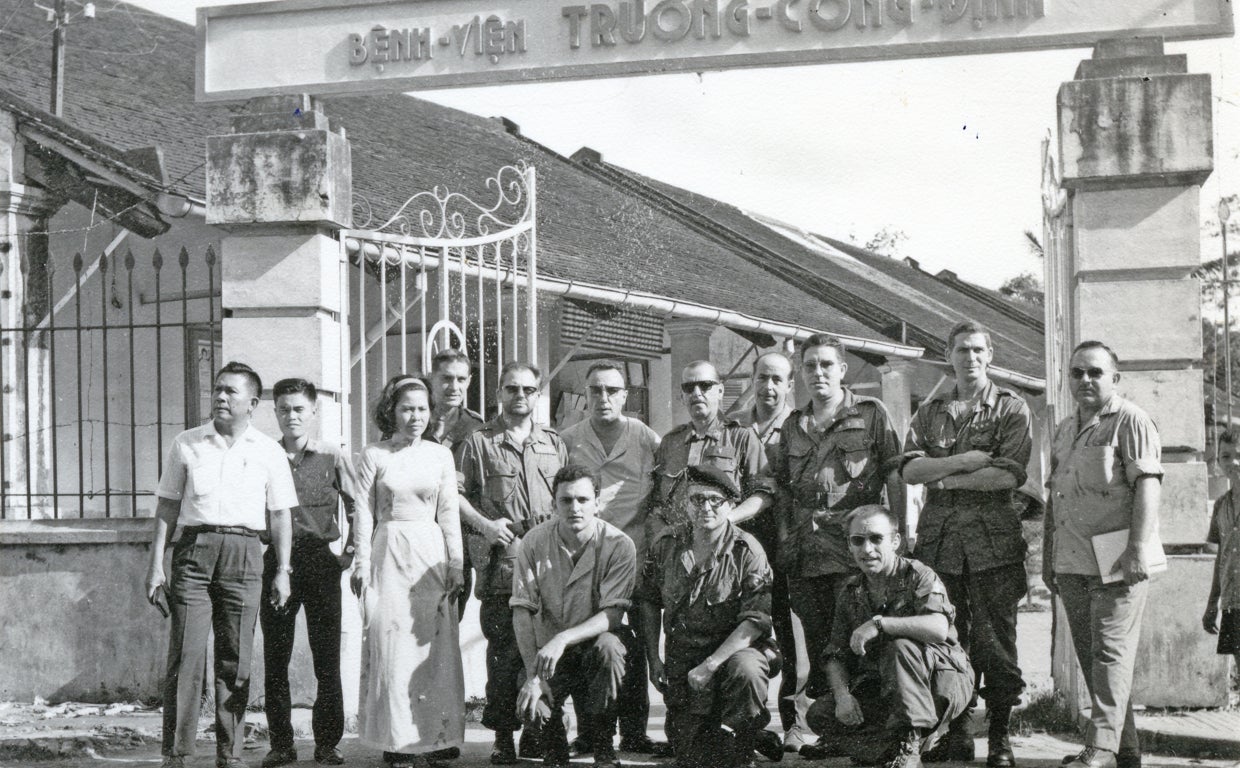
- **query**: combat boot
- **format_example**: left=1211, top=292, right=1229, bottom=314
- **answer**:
left=986, top=706, right=1016, bottom=768
left=879, top=729, right=924, bottom=768
left=923, top=713, right=973, bottom=763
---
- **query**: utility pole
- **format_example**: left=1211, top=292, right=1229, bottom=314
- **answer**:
left=50, top=0, right=66, bottom=117
left=1223, top=198, right=1234, bottom=427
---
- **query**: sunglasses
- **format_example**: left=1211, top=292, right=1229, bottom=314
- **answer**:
left=848, top=534, right=888, bottom=547
left=587, top=385, right=626, bottom=398
left=688, top=493, right=728, bottom=509
left=681, top=380, right=720, bottom=395
left=1069, top=367, right=1108, bottom=381
left=503, top=385, right=539, bottom=397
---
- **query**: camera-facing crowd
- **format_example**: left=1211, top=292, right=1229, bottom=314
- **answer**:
left=141, top=321, right=1240, bottom=768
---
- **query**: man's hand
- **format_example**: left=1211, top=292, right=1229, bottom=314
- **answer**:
left=1111, top=545, right=1150, bottom=586
left=445, top=566, right=465, bottom=597
left=648, top=657, right=668, bottom=694
left=350, top=567, right=368, bottom=598
left=834, top=692, right=865, bottom=727
left=271, top=570, right=291, bottom=609
left=535, top=635, right=569, bottom=680
left=1203, top=603, right=1220, bottom=634
left=954, top=450, right=994, bottom=473
left=849, top=621, right=880, bottom=656
left=516, top=676, right=553, bottom=723
left=482, top=517, right=517, bottom=547
left=145, top=561, right=167, bottom=604
left=688, top=658, right=718, bottom=692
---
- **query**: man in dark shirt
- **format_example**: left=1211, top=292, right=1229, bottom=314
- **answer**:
left=808, top=505, right=973, bottom=768
left=260, top=379, right=359, bottom=768
left=637, top=465, right=783, bottom=768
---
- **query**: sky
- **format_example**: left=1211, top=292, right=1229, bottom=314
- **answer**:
left=130, top=0, right=1240, bottom=290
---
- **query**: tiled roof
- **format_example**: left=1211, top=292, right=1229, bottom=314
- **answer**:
left=571, top=155, right=1045, bottom=379
left=0, top=0, right=899, bottom=351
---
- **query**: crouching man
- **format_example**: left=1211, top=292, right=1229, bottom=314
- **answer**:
left=808, top=505, right=974, bottom=768
left=637, top=465, right=783, bottom=768
left=511, top=464, right=637, bottom=768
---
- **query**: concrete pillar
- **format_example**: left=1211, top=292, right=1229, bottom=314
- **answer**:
left=1052, top=37, right=1227, bottom=706
left=0, top=111, right=58, bottom=518
left=205, top=94, right=356, bottom=713
left=666, top=318, right=716, bottom=422
left=879, top=359, right=915, bottom=440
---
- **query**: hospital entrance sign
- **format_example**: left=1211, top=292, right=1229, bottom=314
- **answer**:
left=196, top=0, right=1233, bottom=100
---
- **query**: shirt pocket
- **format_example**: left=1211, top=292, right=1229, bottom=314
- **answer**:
left=834, top=429, right=873, bottom=480
left=1075, top=445, right=1118, bottom=493
left=189, top=464, right=219, bottom=499
left=703, top=446, right=737, bottom=474
left=485, top=471, right=520, bottom=503
left=966, top=422, right=999, bottom=453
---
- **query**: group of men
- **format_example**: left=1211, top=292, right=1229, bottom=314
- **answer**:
left=146, top=321, right=1163, bottom=768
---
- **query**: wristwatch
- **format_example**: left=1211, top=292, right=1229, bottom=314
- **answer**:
left=276, top=565, right=294, bottom=575
left=871, top=615, right=884, bottom=634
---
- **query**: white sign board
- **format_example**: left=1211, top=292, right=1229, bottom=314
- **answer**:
left=197, top=0, right=1234, bottom=101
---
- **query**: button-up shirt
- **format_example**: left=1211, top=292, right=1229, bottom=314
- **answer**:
left=284, top=439, right=359, bottom=544
left=510, top=517, right=637, bottom=648
left=458, top=420, right=568, bottom=596
left=562, top=416, right=661, bottom=556
left=902, top=380, right=1033, bottom=575
left=1047, top=395, right=1163, bottom=576
left=430, top=406, right=485, bottom=456
left=636, top=520, right=774, bottom=657
left=768, top=390, right=900, bottom=577
left=648, top=416, right=765, bottom=529
left=1208, top=492, right=1240, bottom=610
left=827, top=556, right=968, bottom=687
left=156, top=422, right=298, bottom=531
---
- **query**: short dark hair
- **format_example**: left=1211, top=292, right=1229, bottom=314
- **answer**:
left=799, top=334, right=846, bottom=362
left=1220, top=430, right=1239, bottom=446
left=272, top=378, right=317, bottom=402
left=373, top=375, right=431, bottom=439
left=1072, top=340, right=1120, bottom=368
left=431, top=348, right=472, bottom=373
left=585, top=360, right=626, bottom=383
left=946, top=320, right=992, bottom=350
left=552, top=464, right=601, bottom=496
left=845, top=504, right=900, bottom=534
left=216, top=361, right=262, bottom=398
left=499, top=361, right=542, bottom=384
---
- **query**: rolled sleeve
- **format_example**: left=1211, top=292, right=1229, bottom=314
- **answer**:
left=508, top=539, right=541, bottom=613
left=912, top=567, right=956, bottom=624
left=597, top=535, right=637, bottom=613
left=156, top=438, right=188, bottom=501
left=1118, top=411, right=1163, bottom=484
left=736, top=548, right=773, bottom=632
left=995, top=400, right=1034, bottom=487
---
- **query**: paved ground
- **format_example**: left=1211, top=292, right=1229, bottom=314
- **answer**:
left=2, top=608, right=1236, bottom=768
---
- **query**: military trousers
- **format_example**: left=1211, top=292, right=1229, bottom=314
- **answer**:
left=1057, top=574, right=1147, bottom=753
left=534, top=631, right=629, bottom=736
left=787, top=573, right=850, bottom=698
left=161, top=529, right=263, bottom=760
left=937, top=561, right=1027, bottom=708
left=480, top=596, right=525, bottom=733
left=664, top=646, right=775, bottom=761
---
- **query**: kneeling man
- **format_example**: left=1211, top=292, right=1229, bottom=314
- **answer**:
left=512, top=464, right=637, bottom=768
left=808, top=505, right=973, bottom=768
left=637, top=465, right=783, bottom=768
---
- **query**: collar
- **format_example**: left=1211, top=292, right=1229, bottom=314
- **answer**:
left=682, top=414, right=728, bottom=443
left=1073, top=394, right=1123, bottom=434
left=485, top=418, right=554, bottom=448
left=933, top=379, right=999, bottom=410
left=801, top=388, right=862, bottom=431
left=206, top=422, right=260, bottom=444
left=739, top=403, right=792, bottom=433
left=678, top=520, right=740, bottom=574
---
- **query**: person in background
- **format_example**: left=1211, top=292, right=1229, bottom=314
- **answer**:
left=1204, top=431, right=1240, bottom=710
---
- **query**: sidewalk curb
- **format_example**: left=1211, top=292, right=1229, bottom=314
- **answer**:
left=1137, top=724, right=1240, bottom=761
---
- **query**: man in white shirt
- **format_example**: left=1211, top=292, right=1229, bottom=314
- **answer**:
left=145, top=361, right=299, bottom=768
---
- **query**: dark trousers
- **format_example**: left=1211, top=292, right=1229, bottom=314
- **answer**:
left=808, top=639, right=973, bottom=757
left=770, top=566, right=801, bottom=731
left=162, top=530, right=263, bottom=759
left=788, top=573, right=849, bottom=698
left=665, top=647, right=773, bottom=763
left=259, top=542, right=344, bottom=752
left=937, top=561, right=1026, bottom=708
left=480, top=596, right=525, bottom=733
left=536, top=632, right=628, bottom=732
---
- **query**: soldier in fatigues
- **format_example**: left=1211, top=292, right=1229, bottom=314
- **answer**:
left=900, top=321, right=1032, bottom=768
left=637, top=465, right=784, bottom=768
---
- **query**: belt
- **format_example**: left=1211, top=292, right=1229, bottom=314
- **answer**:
left=184, top=524, right=261, bottom=537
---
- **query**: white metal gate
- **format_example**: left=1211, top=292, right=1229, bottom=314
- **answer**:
left=340, top=164, right=537, bottom=448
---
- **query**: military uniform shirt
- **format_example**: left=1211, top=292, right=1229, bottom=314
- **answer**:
left=903, top=380, right=1033, bottom=575
left=430, top=406, right=485, bottom=456
left=1047, top=395, right=1163, bottom=576
left=648, top=416, right=765, bottom=529
left=510, top=517, right=637, bottom=648
left=457, top=420, right=568, bottom=595
left=826, top=556, right=968, bottom=687
left=769, top=390, right=900, bottom=577
left=636, top=520, right=774, bottom=656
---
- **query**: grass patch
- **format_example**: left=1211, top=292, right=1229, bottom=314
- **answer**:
left=1011, top=687, right=1081, bottom=737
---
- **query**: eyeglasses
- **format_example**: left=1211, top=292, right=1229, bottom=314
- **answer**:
left=503, top=385, right=539, bottom=397
left=587, top=385, right=626, bottom=398
left=681, top=380, right=720, bottom=395
left=688, top=493, right=728, bottom=509
left=1069, top=367, right=1108, bottom=381
left=848, top=534, right=887, bottom=547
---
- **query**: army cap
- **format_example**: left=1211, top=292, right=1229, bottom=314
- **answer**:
left=685, top=464, right=741, bottom=501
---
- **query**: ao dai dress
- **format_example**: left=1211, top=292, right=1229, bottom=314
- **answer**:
left=353, top=438, right=465, bottom=755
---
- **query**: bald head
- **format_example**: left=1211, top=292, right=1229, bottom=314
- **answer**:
left=752, top=352, right=792, bottom=414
